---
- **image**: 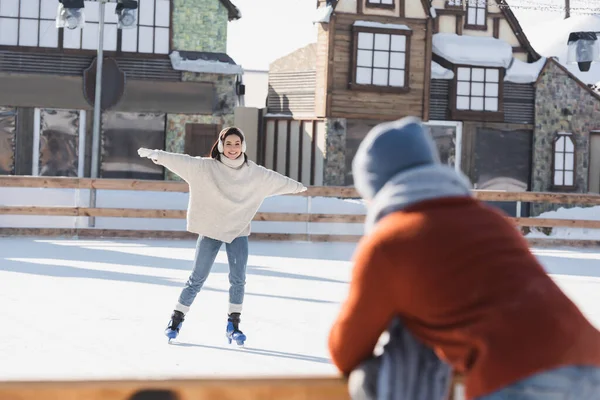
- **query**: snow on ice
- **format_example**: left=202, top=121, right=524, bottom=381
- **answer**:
left=0, top=237, right=598, bottom=382
left=1, top=188, right=599, bottom=383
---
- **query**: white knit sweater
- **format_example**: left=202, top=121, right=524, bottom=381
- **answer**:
left=153, top=151, right=306, bottom=243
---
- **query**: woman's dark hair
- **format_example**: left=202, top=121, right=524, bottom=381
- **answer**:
left=210, top=126, right=248, bottom=164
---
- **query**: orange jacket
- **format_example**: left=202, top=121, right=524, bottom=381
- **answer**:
left=328, top=197, right=600, bottom=399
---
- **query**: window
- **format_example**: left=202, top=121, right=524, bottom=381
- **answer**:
left=455, top=67, right=500, bottom=112
left=366, top=0, right=395, bottom=9
left=445, top=0, right=463, bottom=7
left=122, top=0, right=171, bottom=54
left=0, top=107, right=16, bottom=175
left=0, top=0, right=58, bottom=47
left=553, top=133, right=575, bottom=188
left=0, top=0, right=170, bottom=54
left=352, top=28, right=411, bottom=90
left=64, top=1, right=119, bottom=51
left=466, top=0, right=486, bottom=27
left=100, top=112, right=166, bottom=180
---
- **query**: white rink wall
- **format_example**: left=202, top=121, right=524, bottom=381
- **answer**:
left=0, top=187, right=367, bottom=236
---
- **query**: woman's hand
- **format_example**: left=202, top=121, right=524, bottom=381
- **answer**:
left=137, top=148, right=159, bottom=164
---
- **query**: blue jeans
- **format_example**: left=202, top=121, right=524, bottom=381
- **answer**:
left=477, top=365, right=600, bottom=399
left=177, top=235, right=248, bottom=313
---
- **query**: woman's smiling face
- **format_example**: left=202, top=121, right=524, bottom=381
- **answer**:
left=223, top=134, right=242, bottom=159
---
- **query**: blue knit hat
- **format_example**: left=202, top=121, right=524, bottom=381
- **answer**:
left=352, top=116, right=441, bottom=200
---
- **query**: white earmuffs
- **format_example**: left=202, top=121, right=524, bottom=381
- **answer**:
left=218, top=128, right=247, bottom=153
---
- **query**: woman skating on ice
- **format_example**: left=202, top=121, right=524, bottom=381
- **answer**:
left=137, top=127, right=306, bottom=345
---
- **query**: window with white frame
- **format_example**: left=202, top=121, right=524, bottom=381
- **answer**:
left=353, top=29, right=410, bottom=89
left=63, top=1, right=119, bottom=51
left=121, top=0, right=170, bottom=54
left=466, top=0, right=486, bottom=27
left=553, top=133, right=575, bottom=187
left=366, top=0, right=395, bottom=7
left=456, top=67, right=500, bottom=112
left=0, top=0, right=170, bottom=54
left=445, top=0, right=463, bottom=7
left=0, top=0, right=59, bottom=47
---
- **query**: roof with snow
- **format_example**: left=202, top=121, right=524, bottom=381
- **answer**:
left=169, top=51, right=242, bottom=75
left=431, top=61, right=454, bottom=80
left=219, top=0, right=241, bottom=21
left=505, top=57, right=547, bottom=84
left=353, top=20, right=412, bottom=31
left=313, top=4, right=333, bottom=24
left=525, top=15, right=600, bottom=85
left=432, top=33, right=513, bottom=68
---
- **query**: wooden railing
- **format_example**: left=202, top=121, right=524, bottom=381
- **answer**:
left=1, top=176, right=600, bottom=246
left=0, top=374, right=467, bottom=400
left=0, top=377, right=349, bottom=400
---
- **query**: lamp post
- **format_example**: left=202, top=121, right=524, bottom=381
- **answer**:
left=90, top=0, right=106, bottom=181
left=58, top=0, right=137, bottom=226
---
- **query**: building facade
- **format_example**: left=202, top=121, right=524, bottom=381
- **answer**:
left=264, top=0, right=600, bottom=215
left=0, top=0, right=242, bottom=181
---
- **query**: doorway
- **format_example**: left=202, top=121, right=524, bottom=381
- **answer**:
left=185, top=123, right=221, bottom=157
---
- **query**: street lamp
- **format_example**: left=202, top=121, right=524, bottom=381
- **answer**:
left=56, top=0, right=85, bottom=30
left=116, top=0, right=138, bottom=29
left=567, top=31, right=600, bottom=72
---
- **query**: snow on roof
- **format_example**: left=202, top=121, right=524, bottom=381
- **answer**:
left=504, top=57, right=547, bottom=84
left=429, top=6, right=437, bottom=19
left=313, top=4, right=333, bottom=24
left=525, top=15, right=600, bottom=85
left=169, top=51, right=243, bottom=75
left=431, top=61, right=454, bottom=79
left=353, top=21, right=412, bottom=31
left=432, top=33, right=513, bottom=68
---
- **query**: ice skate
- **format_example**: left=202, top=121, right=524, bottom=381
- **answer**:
left=165, top=310, right=185, bottom=343
left=225, top=312, right=246, bottom=346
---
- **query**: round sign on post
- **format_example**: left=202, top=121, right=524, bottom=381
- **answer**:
left=83, top=57, right=126, bottom=110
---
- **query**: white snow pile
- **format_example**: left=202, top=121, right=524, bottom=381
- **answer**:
left=525, top=14, right=600, bottom=85
left=169, top=51, right=243, bottom=75
left=353, top=21, right=411, bottom=31
left=505, top=57, right=547, bottom=83
left=431, top=61, right=454, bottom=80
left=313, top=4, right=333, bottom=24
left=526, top=205, right=600, bottom=241
left=432, top=33, right=513, bottom=68
left=429, top=6, right=437, bottom=19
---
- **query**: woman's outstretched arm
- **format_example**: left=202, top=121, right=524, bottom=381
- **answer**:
left=138, top=148, right=204, bottom=182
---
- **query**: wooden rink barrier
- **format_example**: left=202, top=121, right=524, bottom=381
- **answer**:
left=1, top=176, right=600, bottom=246
left=0, top=376, right=350, bottom=400
left=0, top=176, right=600, bottom=247
left=0, top=374, right=467, bottom=400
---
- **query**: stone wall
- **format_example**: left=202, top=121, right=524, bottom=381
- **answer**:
left=532, top=59, right=600, bottom=214
left=323, top=118, right=346, bottom=186
left=165, top=72, right=237, bottom=180
left=172, top=0, right=228, bottom=53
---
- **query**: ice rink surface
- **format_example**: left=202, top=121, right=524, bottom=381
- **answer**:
left=0, top=237, right=598, bottom=381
